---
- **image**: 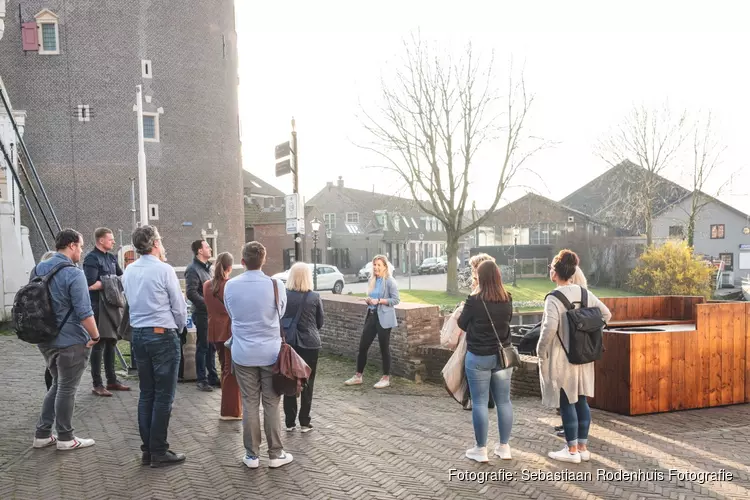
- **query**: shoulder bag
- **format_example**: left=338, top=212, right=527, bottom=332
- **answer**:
left=480, top=299, right=522, bottom=370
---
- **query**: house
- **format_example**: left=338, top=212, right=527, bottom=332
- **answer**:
left=471, top=193, right=613, bottom=276
left=243, top=171, right=327, bottom=276
left=651, top=193, right=750, bottom=285
left=307, top=177, right=452, bottom=274
left=562, top=160, right=750, bottom=285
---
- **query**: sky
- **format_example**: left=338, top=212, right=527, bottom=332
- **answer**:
left=234, top=0, right=750, bottom=216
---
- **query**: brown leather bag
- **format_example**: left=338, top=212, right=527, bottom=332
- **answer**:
left=271, top=280, right=312, bottom=396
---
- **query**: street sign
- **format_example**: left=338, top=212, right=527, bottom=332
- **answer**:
left=285, top=193, right=301, bottom=220
left=275, top=141, right=291, bottom=159
left=286, top=219, right=299, bottom=235
left=275, top=157, right=292, bottom=177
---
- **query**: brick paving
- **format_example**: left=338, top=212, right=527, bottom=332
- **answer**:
left=2, top=336, right=750, bottom=500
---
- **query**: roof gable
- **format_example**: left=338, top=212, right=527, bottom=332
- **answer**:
left=242, top=170, right=286, bottom=198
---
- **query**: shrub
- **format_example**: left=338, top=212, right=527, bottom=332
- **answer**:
left=626, top=241, right=713, bottom=298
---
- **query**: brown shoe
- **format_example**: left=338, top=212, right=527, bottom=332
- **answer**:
left=106, top=383, right=130, bottom=391
left=92, top=386, right=112, bottom=397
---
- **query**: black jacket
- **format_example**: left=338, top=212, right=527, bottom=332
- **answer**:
left=457, top=294, right=513, bottom=356
left=283, top=290, right=325, bottom=349
left=83, top=247, right=122, bottom=318
left=185, top=258, right=212, bottom=315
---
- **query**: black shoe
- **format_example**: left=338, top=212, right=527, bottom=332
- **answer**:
left=210, top=380, right=221, bottom=388
left=141, top=452, right=150, bottom=465
left=556, top=430, right=566, bottom=437
left=150, top=450, right=186, bottom=468
left=554, top=425, right=564, bottom=432
left=196, top=382, right=214, bottom=392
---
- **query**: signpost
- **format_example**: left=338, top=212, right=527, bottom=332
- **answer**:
left=275, top=118, right=302, bottom=262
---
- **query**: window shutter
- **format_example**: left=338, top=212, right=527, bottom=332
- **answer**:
left=22, top=22, right=39, bottom=51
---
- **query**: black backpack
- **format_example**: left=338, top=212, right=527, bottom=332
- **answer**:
left=12, top=262, right=75, bottom=344
left=546, top=288, right=606, bottom=364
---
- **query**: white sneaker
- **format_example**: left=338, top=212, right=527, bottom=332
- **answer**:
left=56, top=437, right=95, bottom=451
left=548, top=447, right=581, bottom=464
left=285, top=426, right=296, bottom=432
left=269, top=452, right=294, bottom=468
left=300, top=425, right=314, bottom=433
left=373, top=377, right=390, bottom=389
left=344, top=375, right=363, bottom=386
left=32, top=436, right=57, bottom=449
left=494, top=443, right=512, bottom=460
left=579, top=449, right=591, bottom=462
left=242, top=455, right=259, bottom=469
left=465, top=446, right=489, bottom=463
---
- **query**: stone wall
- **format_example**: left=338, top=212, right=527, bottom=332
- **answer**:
left=320, top=295, right=440, bottom=379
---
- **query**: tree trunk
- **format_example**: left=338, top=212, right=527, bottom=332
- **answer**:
left=687, top=215, right=696, bottom=247
left=445, top=232, right=460, bottom=295
left=645, top=204, right=653, bottom=247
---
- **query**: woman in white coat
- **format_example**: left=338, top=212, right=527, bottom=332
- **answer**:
left=537, top=250, right=611, bottom=464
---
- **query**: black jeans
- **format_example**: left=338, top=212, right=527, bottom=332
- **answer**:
left=132, top=327, right=180, bottom=456
left=178, top=328, right=187, bottom=379
left=193, top=313, right=218, bottom=385
left=90, top=338, right=118, bottom=387
left=44, top=368, right=53, bottom=390
left=283, top=346, right=319, bottom=427
left=356, top=311, right=392, bottom=375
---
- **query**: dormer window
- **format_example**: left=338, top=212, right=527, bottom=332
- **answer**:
left=35, top=9, right=60, bottom=55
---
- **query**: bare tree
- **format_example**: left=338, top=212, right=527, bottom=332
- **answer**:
left=679, top=112, right=730, bottom=246
left=596, top=103, right=690, bottom=246
left=359, top=35, right=545, bottom=293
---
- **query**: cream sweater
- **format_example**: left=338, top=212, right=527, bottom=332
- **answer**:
left=536, top=285, right=612, bottom=408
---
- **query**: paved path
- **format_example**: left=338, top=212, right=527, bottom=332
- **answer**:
left=2, top=336, right=750, bottom=499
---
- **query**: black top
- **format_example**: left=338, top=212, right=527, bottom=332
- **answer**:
left=457, top=294, right=513, bottom=356
left=185, top=258, right=212, bottom=314
left=283, top=290, right=325, bottom=349
left=83, top=247, right=123, bottom=316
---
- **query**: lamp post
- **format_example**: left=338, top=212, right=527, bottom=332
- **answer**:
left=513, top=226, right=520, bottom=287
left=311, top=218, right=321, bottom=291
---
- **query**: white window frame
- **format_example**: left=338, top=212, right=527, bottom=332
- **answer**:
left=35, top=10, right=60, bottom=55
left=345, top=212, right=359, bottom=224
left=142, top=112, right=159, bottom=142
left=324, top=213, right=336, bottom=231
left=77, top=104, right=90, bottom=122
left=142, top=59, right=153, bottom=79
left=148, top=203, right=159, bottom=221
left=201, top=228, right=219, bottom=262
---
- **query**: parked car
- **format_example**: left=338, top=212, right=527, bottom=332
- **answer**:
left=273, top=263, right=346, bottom=294
left=357, top=261, right=396, bottom=282
left=418, top=257, right=441, bottom=275
left=436, top=255, right=460, bottom=273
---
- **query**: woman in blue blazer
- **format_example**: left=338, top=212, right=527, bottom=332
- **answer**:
left=344, top=255, right=400, bottom=389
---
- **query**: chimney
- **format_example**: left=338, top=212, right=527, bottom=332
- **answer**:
left=337, top=176, right=344, bottom=188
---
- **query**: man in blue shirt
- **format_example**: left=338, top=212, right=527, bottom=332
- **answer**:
left=32, top=229, right=102, bottom=452
left=224, top=241, right=293, bottom=469
left=122, top=225, right=188, bottom=468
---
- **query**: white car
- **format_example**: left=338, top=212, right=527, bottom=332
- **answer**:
left=273, top=263, right=346, bottom=294
left=357, top=261, right=396, bottom=282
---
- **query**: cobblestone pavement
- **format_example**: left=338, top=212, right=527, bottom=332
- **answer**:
left=2, top=336, right=750, bottom=500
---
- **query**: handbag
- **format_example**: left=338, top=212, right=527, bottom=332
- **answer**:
left=281, top=292, right=309, bottom=345
left=481, top=299, right=522, bottom=370
left=271, top=280, right=312, bottom=397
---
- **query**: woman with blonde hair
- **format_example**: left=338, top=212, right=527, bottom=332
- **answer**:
left=203, top=252, right=242, bottom=420
left=344, top=255, right=400, bottom=389
left=281, top=263, right=324, bottom=432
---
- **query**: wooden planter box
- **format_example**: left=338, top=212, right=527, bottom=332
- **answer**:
left=591, top=296, right=750, bottom=415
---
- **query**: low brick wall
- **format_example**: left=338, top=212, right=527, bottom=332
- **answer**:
left=320, top=296, right=440, bottom=380
left=418, top=344, right=541, bottom=398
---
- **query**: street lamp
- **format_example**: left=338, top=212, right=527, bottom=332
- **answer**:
left=311, top=218, right=321, bottom=290
left=513, top=226, right=520, bottom=287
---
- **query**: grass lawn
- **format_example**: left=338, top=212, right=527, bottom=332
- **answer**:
left=354, top=278, right=639, bottom=311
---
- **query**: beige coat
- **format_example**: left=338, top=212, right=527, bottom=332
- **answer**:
left=536, top=285, right=611, bottom=408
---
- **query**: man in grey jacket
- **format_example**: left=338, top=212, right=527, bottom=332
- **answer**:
left=184, top=239, right=218, bottom=391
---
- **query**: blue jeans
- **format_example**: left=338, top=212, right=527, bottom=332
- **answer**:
left=132, top=328, right=181, bottom=456
left=464, top=351, right=513, bottom=447
left=193, top=313, right=218, bottom=384
left=559, top=389, right=590, bottom=447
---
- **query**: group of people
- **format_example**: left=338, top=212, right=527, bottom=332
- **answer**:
left=29, top=224, right=401, bottom=469
left=443, top=249, right=612, bottom=464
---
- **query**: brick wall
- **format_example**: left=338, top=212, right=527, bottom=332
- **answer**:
left=252, top=224, right=288, bottom=277
left=418, top=344, right=541, bottom=398
left=320, top=295, right=440, bottom=379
